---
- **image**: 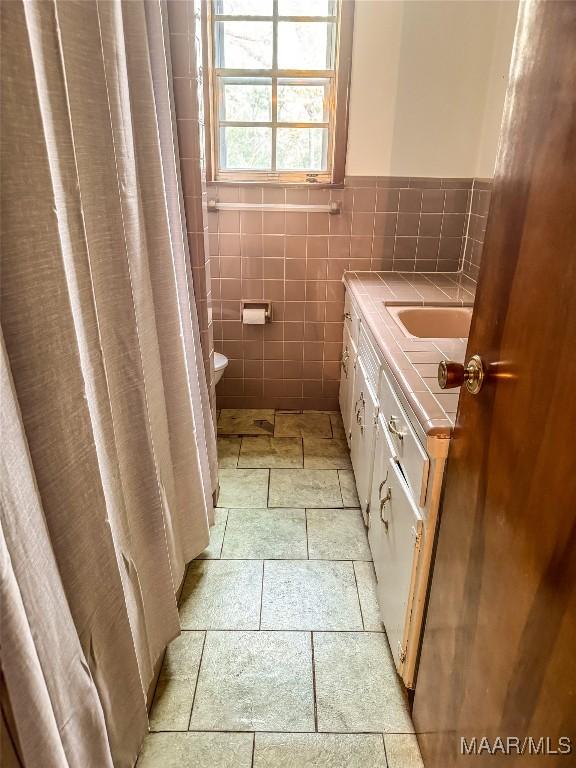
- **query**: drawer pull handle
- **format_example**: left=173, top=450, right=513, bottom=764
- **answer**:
left=380, top=487, right=392, bottom=529
left=344, top=311, right=352, bottom=320
left=378, top=474, right=389, bottom=496
left=388, top=416, right=405, bottom=441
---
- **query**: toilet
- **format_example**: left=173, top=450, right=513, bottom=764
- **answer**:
left=214, top=351, right=228, bottom=385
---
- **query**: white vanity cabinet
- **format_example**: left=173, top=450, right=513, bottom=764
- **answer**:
left=341, top=286, right=450, bottom=691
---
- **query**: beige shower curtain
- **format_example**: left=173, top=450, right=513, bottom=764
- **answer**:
left=0, top=1, right=217, bottom=766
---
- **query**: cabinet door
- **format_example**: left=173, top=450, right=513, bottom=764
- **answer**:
left=349, top=359, right=378, bottom=518
left=338, top=324, right=356, bottom=444
left=373, top=456, right=423, bottom=676
left=367, top=416, right=394, bottom=588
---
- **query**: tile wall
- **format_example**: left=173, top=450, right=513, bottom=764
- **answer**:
left=167, top=0, right=216, bottom=409
left=208, top=176, right=482, bottom=410
left=461, top=179, right=493, bottom=281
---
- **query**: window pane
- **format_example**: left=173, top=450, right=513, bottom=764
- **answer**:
left=278, top=80, right=329, bottom=123
left=215, top=0, right=273, bottom=14
left=277, top=22, right=335, bottom=70
left=221, top=126, right=272, bottom=169
left=222, top=78, right=272, bottom=121
left=216, top=21, right=273, bottom=69
left=276, top=127, right=328, bottom=170
left=278, top=0, right=336, bottom=16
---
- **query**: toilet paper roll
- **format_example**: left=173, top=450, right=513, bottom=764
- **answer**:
left=242, top=307, right=266, bottom=325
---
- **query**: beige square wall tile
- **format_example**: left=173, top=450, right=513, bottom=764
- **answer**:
left=190, top=631, right=315, bottom=732
left=338, top=469, right=360, bottom=507
left=269, top=469, right=342, bottom=508
left=138, top=732, right=254, bottom=768
left=261, top=561, right=363, bottom=631
left=274, top=412, right=332, bottom=438
left=222, top=508, right=307, bottom=559
left=254, top=733, right=387, bottom=768
left=239, top=436, right=303, bottom=469
left=197, top=508, right=228, bottom=559
left=306, top=509, right=371, bottom=561
left=179, top=560, right=262, bottom=630
left=218, top=409, right=275, bottom=435
left=384, top=735, right=424, bottom=768
left=217, top=437, right=241, bottom=467
left=354, top=561, right=384, bottom=632
left=218, top=468, right=269, bottom=508
left=303, top=437, right=352, bottom=470
left=314, top=632, right=414, bottom=733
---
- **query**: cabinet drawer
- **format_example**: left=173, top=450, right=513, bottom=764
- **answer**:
left=379, top=369, right=429, bottom=507
left=344, top=291, right=360, bottom=346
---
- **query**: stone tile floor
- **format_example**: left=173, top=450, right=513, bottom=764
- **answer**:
left=138, top=410, right=423, bottom=768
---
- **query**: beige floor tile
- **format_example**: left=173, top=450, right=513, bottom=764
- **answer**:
left=330, top=411, right=347, bottom=440
left=306, top=509, right=371, bottom=560
left=160, top=630, right=206, bottom=679
left=269, top=469, right=342, bottom=508
left=274, top=412, right=332, bottom=438
left=190, top=631, right=315, bottom=732
left=217, top=437, right=241, bottom=467
left=138, top=732, right=253, bottom=768
left=218, top=409, right=275, bottom=435
left=303, top=437, right=352, bottom=470
left=261, top=561, right=363, bottom=631
left=218, top=468, right=269, bottom=507
left=384, top=735, right=424, bottom=768
left=338, top=469, right=360, bottom=507
left=314, top=632, right=413, bottom=733
left=149, top=679, right=195, bottom=731
left=221, top=508, right=307, bottom=559
left=254, top=733, right=387, bottom=768
left=239, top=436, right=303, bottom=469
left=197, top=508, right=228, bottom=559
left=179, top=560, right=262, bottom=629
left=353, top=562, right=384, bottom=632
left=149, top=632, right=205, bottom=731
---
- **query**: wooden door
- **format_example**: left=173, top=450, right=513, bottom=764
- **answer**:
left=413, top=2, right=576, bottom=765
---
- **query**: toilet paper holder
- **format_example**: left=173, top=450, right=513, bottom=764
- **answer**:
left=242, top=301, right=272, bottom=323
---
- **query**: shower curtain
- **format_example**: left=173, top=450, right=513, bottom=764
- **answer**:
left=0, top=1, right=217, bottom=766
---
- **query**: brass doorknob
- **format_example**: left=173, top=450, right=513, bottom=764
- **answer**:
left=438, top=355, right=485, bottom=395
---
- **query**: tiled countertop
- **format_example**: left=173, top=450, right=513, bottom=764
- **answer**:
left=343, top=271, right=476, bottom=437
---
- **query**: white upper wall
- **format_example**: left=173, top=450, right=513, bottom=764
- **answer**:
left=345, top=0, right=518, bottom=178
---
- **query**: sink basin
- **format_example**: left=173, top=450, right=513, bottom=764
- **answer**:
left=387, top=305, right=473, bottom=338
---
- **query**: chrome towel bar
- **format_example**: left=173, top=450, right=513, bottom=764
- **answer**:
left=207, top=200, right=341, bottom=215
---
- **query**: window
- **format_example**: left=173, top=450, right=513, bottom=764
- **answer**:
left=203, top=0, right=354, bottom=184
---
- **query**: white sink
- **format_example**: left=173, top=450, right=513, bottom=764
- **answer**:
left=387, top=305, right=473, bottom=338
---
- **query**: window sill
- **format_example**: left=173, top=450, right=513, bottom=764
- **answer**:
left=207, top=179, right=344, bottom=189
